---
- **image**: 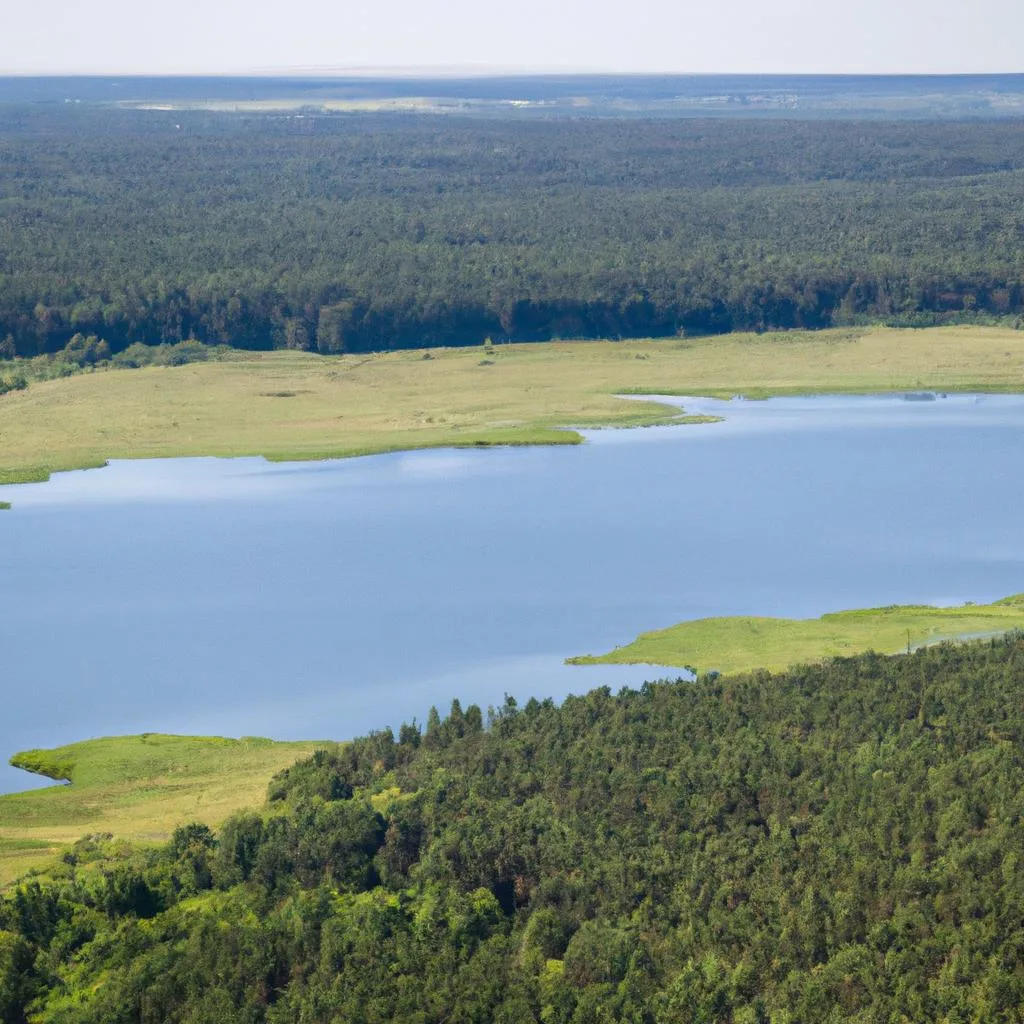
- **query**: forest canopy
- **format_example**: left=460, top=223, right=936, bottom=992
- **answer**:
left=3, top=636, right=1024, bottom=1022
left=2, top=110, right=1024, bottom=358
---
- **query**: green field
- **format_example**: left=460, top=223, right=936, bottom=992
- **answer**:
left=569, top=594, right=1024, bottom=675
left=2, top=325, right=1024, bottom=486
left=0, top=734, right=327, bottom=887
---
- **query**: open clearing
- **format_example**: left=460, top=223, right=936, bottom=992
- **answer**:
left=0, top=735, right=326, bottom=887
left=569, top=595, right=1024, bottom=675
left=3, top=325, right=1024, bottom=485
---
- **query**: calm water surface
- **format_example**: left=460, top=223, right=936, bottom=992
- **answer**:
left=2, top=393, right=1023, bottom=793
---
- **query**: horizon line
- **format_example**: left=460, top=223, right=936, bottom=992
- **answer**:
left=3, top=67, right=1024, bottom=80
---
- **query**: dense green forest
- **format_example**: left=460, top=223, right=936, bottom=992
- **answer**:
left=3, top=636, right=1024, bottom=1022
left=2, top=110, right=1024, bottom=358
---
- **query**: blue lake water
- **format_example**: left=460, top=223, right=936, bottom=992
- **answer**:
left=2, top=392, right=1023, bottom=794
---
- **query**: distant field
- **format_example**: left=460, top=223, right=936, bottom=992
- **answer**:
left=0, top=734, right=326, bottom=886
left=2, top=325, right=1024, bottom=486
left=569, top=595, right=1024, bottom=675
left=6, top=73, right=1024, bottom=116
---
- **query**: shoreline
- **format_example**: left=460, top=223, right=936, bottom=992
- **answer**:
left=4, top=325, right=1024, bottom=493
left=3, top=383, right=1021, bottom=497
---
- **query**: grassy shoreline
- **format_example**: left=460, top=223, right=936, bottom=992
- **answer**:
left=568, top=595, right=1024, bottom=675
left=0, top=734, right=327, bottom=887
left=2, top=325, right=1023, bottom=489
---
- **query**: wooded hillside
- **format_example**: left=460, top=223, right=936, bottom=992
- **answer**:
left=3, top=636, right=1023, bottom=1022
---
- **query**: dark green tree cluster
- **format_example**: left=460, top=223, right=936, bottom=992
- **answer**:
left=6, top=338, right=237, bottom=388
left=2, top=110, right=1024, bottom=357
left=3, top=635, right=1024, bottom=1022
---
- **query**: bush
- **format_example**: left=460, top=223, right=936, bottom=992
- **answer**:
left=57, top=333, right=111, bottom=367
left=0, top=373, right=27, bottom=397
left=112, top=339, right=220, bottom=368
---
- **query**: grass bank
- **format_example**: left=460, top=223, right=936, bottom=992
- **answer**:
left=2, top=325, right=1023, bottom=485
left=569, top=595, right=1024, bottom=675
left=0, top=734, right=326, bottom=887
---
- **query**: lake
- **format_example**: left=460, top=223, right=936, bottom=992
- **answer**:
left=2, top=392, right=1023, bottom=794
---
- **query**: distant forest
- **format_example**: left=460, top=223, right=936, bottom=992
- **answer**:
left=4, top=637, right=1024, bottom=1022
left=2, top=109, right=1024, bottom=357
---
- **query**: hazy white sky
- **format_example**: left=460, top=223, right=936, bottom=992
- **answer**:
left=2, top=0, right=1022, bottom=76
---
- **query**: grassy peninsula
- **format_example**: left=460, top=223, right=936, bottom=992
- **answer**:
left=0, top=735, right=325, bottom=887
left=2, top=325, right=1024, bottom=486
left=569, top=594, right=1024, bottom=675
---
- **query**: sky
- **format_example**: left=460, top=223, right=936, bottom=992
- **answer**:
left=2, top=0, right=1022, bottom=76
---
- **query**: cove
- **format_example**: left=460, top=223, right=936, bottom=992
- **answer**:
left=2, top=392, right=1023, bottom=795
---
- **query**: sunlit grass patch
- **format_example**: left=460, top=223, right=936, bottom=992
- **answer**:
left=569, top=594, right=1024, bottom=675
left=0, top=734, right=326, bottom=886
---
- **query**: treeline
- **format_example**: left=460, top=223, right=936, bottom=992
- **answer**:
left=4, top=636, right=1024, bottom=1021
left=2, top=110, right=1024, bottom=357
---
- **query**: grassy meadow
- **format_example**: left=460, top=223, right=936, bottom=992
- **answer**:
left=2, top=325, right=1024, bottom=485
left=569, top=594, right=1024, bottom=675
left=0, top=735, right=327, bottom=887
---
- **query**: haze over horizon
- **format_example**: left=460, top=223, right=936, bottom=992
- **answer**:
left=3, top=0, right=1022, bottom=77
